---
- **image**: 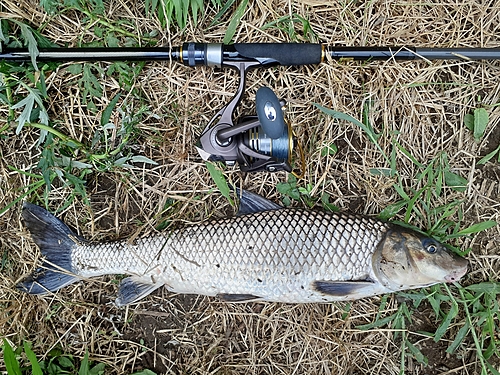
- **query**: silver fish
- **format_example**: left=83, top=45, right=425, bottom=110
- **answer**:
left=19, top=190, right=468, bottom=305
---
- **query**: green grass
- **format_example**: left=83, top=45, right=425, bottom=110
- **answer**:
left=2, top=339, right=110, bottom=375
left=0, top=19, right=158, bottom=213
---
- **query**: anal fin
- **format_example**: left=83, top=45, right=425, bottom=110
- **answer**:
left=217, top=293, right=261, bottom=302
left=116, top=276, right=164, bottom=306
left=312, top=280, right=376, bottom=297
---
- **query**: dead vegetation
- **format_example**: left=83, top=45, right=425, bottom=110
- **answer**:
left=1, top=0, right=500, bottom=374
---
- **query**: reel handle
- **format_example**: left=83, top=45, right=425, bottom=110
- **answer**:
left=255, top=87, right=286, bottom=139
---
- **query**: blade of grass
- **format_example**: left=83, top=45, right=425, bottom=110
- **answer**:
left=223, top=0, right=248, bottom=44
left=314, top=104, right=390, bottom=164
left=24, top=342, right=43, bottom=375
left=433, top=288, right=458, bottom=342
left=211, top=0, right=237, bottom=26
left=101, top=93, right=121, bottom=126
left=2, top=339, right=22, bottom=375
left=205, top=162, right=233, bottom=206
left=456, top=285, right=489, bottom=374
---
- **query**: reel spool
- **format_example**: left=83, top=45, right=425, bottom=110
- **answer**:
left=196, top=84, right=304, bottom=177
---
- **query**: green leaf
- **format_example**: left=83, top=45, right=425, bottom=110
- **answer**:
left=89, top=362, right=106, bottom=375
left=444, top=170, right=467, bottom=192
left=101, top=93, right=121, bottom=126
left=18, top=22, right=39, bottom=70
left=81, top=65, right=103, bottom=102
left=465, top=282, right=500, bottom=294
left=131, top=370, right=157, bottom=375
left=130, top=155, right=158, bottom=165
left=24, top=342, right=43, bottom=375
left=405, top=339, right=427, bottom=364
left=321, top=143, right=337, bottom=157
left=67, top=64, right=83, bottom=75
left=473, top=108, right=489, bottom=141
left=394, top=140, right=424, bottom=168
left=314, top=104, right=389, bottom=163
left=211, top=0, right=238, bottom=26
left=378, top=200, right=407, bottom=221
left=315, top=104, right=378, bottom=142
left=456, top=221, right=497, bottom=236
left=106, top=34, right=119, bottom=48
left=446, top=320, right=470, bottom=354
left=434, top=299, right=458, bottom=342
left=78, top=351, right=90, bottom=375
left=320, top=192, right=339, bottom=212
left=356, top=314, right=397, bottom=330
left=276, top=181, right=301, bottom=201
left=12, top=93, right=35, bottom=133
left=2, top=339, right=22, bottom=375
left=477, top=144, right=500, bottom=165
left=369, top=168, right=392, bottom=176
left=40, top=0, right=60, bottom=14
left=223, top=0, right=248, bottom=44
left=205, top=162, right=233, bottom=206
left=486, top=361, right=500, bottom=375
left=464, top=113, right=474, bottom=131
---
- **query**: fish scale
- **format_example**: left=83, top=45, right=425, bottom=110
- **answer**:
left=70, top=209, right=390, bottom=303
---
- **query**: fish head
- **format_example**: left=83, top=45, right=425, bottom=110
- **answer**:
left=373, top=228, right=468, bottom=290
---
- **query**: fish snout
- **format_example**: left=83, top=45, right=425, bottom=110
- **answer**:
left=444, top=261, right=468, bottom=283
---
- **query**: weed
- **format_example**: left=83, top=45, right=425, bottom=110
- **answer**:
left=277, top=174, right=339, bottom=211
left=40, top=0, right=147, bottom=40
left=262, top=13, right=319, bottom=42
left=205, top=161, right=234, bottom=206
left=320, top=142, right=338, bottom=157
left=1, top=20, right=156, bottom=213
left=2, top=339, right=109, bottom=375
left=465, top=107, right=489, bottom=142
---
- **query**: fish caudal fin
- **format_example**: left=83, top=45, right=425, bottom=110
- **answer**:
left=19, top=202, right=82, bottom=295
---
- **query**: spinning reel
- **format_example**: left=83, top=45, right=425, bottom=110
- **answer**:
left=195, top=60, right=304, bottom=177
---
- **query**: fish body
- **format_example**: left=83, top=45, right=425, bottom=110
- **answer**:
left=20, top=190, right=468, bottom=305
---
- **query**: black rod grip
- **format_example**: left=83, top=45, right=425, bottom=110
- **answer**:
left=233, top=43, right=322, bottom=66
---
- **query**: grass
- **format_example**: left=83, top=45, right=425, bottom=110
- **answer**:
left=1, top=0, right=500, bottom=374
left=317, top=101, right=499, bottom=374
left=2, top=339, right=107, bottom=375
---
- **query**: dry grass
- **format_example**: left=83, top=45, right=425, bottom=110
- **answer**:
left=1, top=0, right=500, bottom=374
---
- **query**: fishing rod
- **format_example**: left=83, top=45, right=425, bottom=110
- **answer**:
left=3, top=43, right=500, bottom=175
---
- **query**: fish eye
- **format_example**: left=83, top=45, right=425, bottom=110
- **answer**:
left=426, top=244, right=438, bottom=254
left=422, top=238, right=439, bottom=254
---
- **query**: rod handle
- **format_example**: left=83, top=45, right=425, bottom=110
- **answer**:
left=233, top=43, right=323, bottom=66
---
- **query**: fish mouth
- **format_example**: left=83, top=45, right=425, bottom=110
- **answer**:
left=444, top=265, right=468, bottom=283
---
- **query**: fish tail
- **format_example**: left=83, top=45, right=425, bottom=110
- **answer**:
left=18, top=202, right=82, bottom=294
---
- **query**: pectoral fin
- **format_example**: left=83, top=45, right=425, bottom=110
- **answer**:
left=312, top=280, right=377, bottom=297
left=116, top=276, right=164, bottom=306
left=235, top=188, right=282, bottom=215
left=217, top=293, right=262, bottom=302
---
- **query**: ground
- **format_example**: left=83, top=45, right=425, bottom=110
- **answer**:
left=1, top=0, right=500, bottom=374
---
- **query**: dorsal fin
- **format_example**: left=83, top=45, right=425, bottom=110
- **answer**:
left=235, top=188, right=282, bottom=216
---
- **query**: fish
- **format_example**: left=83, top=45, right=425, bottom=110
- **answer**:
left=18, top=190, right=468, bottom=306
